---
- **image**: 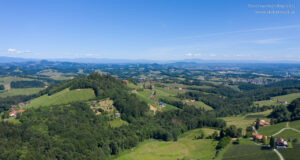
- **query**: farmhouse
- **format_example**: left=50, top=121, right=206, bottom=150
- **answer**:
left=123, top=80, right=128, bottom=83
left=252, top=133, right=263, bottom=140
left=276, top=138, right=288, bottom=149
left=253, top=120, right=270, bottom=126
left=9, top=111, right=17, bottom=117
left=9, top=109, right=25, bottom=117
left=18, top=102, right=25, bottom=107
left=115, top=113, right=121, bottom=117
left=278, top=101, right=288, bottom=104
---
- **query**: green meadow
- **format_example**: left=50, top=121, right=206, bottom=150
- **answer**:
left=116, top=128, right=218, bottom=160
left=109, top=118, right=129, bottom=128
left=0, top=88, right=44, bottom=97
left=258, top=122, right=288, bottom=136
left=221, top=110, right=271, bottom=131
left=279, top=144, right=300, bottom=160
left=254, top=92, right=300, bottom=107
left=25, top=88, right=95, bottom=108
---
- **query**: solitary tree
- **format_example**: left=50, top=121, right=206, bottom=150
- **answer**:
left=255, top=118, right=260, bottom=130
left=270, top=136, right=275, bottom=149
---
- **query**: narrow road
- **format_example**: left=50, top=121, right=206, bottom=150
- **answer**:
left=274, top=149, right=285, bottom=160
left=272, top=122, right=300, bottom=136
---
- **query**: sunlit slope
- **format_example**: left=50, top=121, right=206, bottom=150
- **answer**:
left=26, top=88, right=95, bottom=108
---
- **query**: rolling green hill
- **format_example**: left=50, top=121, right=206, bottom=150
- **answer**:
left=25, top=88, right=95, bottom=108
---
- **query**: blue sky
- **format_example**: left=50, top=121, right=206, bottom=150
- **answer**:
left=0, top=0, right=299, bottom=61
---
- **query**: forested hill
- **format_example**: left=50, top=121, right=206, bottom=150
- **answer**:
left=0, top=73, right=225, bottom=159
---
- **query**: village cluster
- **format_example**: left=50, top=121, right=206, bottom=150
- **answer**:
left=252, top=119, right=289, bottom=149
left=9, top=102, right=27, bottom=117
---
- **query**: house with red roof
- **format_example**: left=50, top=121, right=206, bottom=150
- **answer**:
left=9, top=111, right=17, bottom=117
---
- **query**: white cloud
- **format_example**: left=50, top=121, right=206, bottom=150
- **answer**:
left=7, top=48, right=31, bottom=54
left=7, top=48, right=17, bottom=53
left=185, top=53, right=202, bottom=57
left=253, top=38, right=282, bottom=44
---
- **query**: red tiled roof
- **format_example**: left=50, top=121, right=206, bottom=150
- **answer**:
left=18, top=109, right=25, bottom=113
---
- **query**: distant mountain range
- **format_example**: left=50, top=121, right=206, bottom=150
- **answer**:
left=0, top=56, right=299, bottom=64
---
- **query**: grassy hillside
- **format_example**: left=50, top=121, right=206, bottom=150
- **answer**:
left=221, top=110, right=271, bottom=131
left=254, top=92, right=300, bottom=107
left=0, top=88, right=43, bottom=97
left=116, top=128, right=218, bottom=160
left=26, top=88, right=95, bottom=108
left=258, top=122, right=288, bottom=136
left=290, top=120, right=300, bottom=130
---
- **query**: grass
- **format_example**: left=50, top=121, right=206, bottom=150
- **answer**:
left=274, top=129, right=300, bottom=143
left=0, top=88, right=43, bottom=97
left=0, top=76, right=34, bottom=90
left=258, top=122, right=288, bottom=136
left=254, top=92, right=300, bottom=107
left=109, top=118, right=128, bottom=128
left=221, top=110, right=271, bottom=131
left=222, top=144, right=279, bottom=160
left=25, top=88, right=95, bottom=108
left=116, top=128, right=218, bottom=160
left=278, top=144, right=300, bottom=160
left=290, top=120, right=300, bottom=130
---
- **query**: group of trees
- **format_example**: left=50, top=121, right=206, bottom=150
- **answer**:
left=269, top=98, right=300, bottom=123
left=0, top=84, right=4, bottom=90
left=178, top=79, right=300, bottom=116
left=10, top=80, right=45, bottom=88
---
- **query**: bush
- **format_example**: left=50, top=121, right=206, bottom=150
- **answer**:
left=216, top=136, right=231, bottom=150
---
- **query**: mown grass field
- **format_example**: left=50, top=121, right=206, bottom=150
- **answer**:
left=222, top=144, right=279, bottom=160
left=109, top=118, right=128, bottom=128
left=274, top=129, right=300, bottom=143
left=221, top=110, right=271, bottom=131
left=279, top=144, right=300, bottom=160
left=25, top=88, right=95, bottom=108
left=258, top=122, right=287, bottom=136
left=290, top=120, right=300, bottom=130
left=254, top=92, right=300, bottom=107
left=116, top=128, right=218, bottom=160
left=0, top=88, right=44, bottom=97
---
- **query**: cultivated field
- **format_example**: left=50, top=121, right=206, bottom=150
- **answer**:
left=116, top=128, right=218, bottom=160
left=25, top=88, right=95, bottom=108
left=222, top=144, right=279, bottom=160
left=279, top=144, right=300, bottom=160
